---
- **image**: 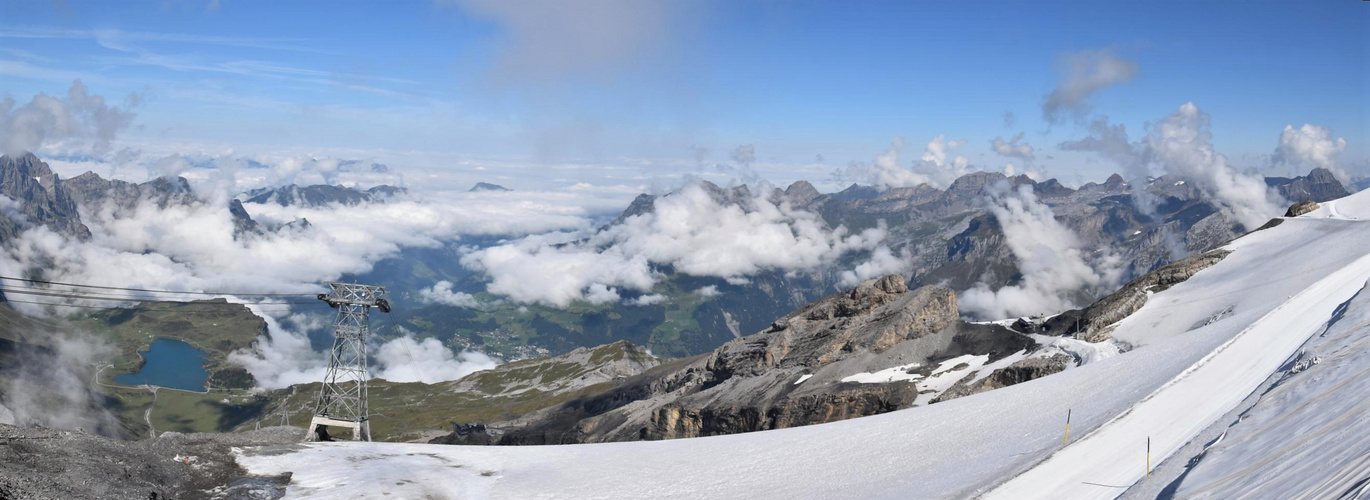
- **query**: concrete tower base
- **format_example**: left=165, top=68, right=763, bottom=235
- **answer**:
left=304, top=415, right=371, bottom=442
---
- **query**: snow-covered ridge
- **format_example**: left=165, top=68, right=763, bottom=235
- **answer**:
left=237, top=189, right=1370, bottom=499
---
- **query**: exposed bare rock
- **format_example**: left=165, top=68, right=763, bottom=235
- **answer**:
left=931, top=354, right=1072, bottom=404
left=0, top=424, right=296, bottom=499
left=1285, top=200, right=1320, bottom=218
left=478, top=276, right=1043, bottom=445
left=0, top=153, right=91, bottom=241
left=64, top=171, right=196, bottom=215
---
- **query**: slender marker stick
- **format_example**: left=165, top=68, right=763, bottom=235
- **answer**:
left=1064, top=409, right=1071, bottom=445
left=1147, top=436, right=1151, bottom=478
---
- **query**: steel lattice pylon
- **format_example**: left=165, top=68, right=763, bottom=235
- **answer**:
left=304, top=282, right=390, bottom=442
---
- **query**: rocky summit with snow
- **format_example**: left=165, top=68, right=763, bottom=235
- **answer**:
left=480, top=276, right=1063, bottom=444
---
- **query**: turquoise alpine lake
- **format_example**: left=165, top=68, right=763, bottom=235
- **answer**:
left=113, top=338, right=211, bottom=392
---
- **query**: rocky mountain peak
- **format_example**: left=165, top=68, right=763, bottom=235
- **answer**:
left=0, top=153, right=91, bottom=241
left=782, top=180, right=822, bottom=206
left=947, top=171, right=1009, bottom=196
left=1265, top=167, right=1349, bottom=203
left=1103, top=173, right=1126, bottom=191
left=469, top=182, right=511, bottom=192
left=242, top=183, right=403, bottom=207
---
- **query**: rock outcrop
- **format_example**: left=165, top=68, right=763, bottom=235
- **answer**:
left=475, top=276, right=1042, bottom=445
left=0, top=153, right=91, bottom=241
left=1285, top=200, right=1320, bottom=218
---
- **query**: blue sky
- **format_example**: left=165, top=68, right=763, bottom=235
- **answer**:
left=1, top=0, right=1365, bottom=185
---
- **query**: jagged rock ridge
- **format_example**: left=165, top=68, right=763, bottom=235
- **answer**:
left=460, top=275, right=1053, bottom=445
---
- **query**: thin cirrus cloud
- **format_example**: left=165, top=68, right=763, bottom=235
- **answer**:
left=1042, top=49, right=1139, bottom=124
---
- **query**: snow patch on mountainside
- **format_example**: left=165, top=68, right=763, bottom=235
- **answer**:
left=840, top=363, right=921, bottom=384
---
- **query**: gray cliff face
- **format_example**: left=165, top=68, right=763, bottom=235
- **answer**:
left=1266, top=168, right=1348, bottom=203
left=0, top=153, right=91, bottom=241
left=229, top=199, right=262, bottom=240
left=63, top=171, right=196, bottom=216
left=1285, top=200, right=1320, bottom=217
left=484, top=275, right=1047, bottom=445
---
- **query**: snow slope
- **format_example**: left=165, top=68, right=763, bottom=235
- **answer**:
left=238, top=191, right=1370, bottom=500
left=1171, top=278, right=1370, bottom=498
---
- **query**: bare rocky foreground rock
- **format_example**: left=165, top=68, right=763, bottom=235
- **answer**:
left=0, top=424, right=299, bottom=499
left=450, top=276, right=1053, bottom=445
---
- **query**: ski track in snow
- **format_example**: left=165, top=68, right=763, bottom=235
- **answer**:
left=236, top=193, right=1370, bottom=500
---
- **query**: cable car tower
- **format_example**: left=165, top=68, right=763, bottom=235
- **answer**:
left=305, top=282, right=391, bottom=442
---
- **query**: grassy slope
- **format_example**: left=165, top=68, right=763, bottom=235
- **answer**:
left=1, top=297, right=655, bottom=441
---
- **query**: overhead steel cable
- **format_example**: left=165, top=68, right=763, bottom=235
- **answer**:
left=0, top=297, right=308, bottom=312
left=0, top=275, right=320, bottom=297
left=0, top=286, right=318, bottom=305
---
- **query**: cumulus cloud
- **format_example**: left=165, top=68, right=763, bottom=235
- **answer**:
left=695, top=285, right=720, bottom=298
left=1145, top=102, right=1282, bottom=229
left=148, top=154, right=192, bottom=180
left=850, top=136, right=975, bottom=190
left=1061, top=103, right=1283, bottom=229
left=1042, top=49, right=1138, bottom=124
left=0, top=80, right=139, bottom=156
left=838, top=245, right=909, bottom=288
left=1273, top=123, right=1348, bottom=180
left=226, top=312, right=329, bottom=389
left=372, top=335, right=499, bottom=384
left=625, top=293, right=666, bottom=306
left=228, top=314, right=499, bottom=388
left=960, top=181, right=1122, bottom=320
left=418, top=280, right=480, bottom=308
left=461, top=181, right=887, bottom=307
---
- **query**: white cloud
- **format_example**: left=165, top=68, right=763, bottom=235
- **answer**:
left=1043, top=49, right=1138, bottom=124
left=372, top=335, right=499, bottom=384
left=1145, top=102, right=1282, bottom=229
left=959, top=182, right=1121, bottom=320
left=461, top=181, right=887, bottom=307
left=838, top=245, right=909, bottom=288
left=914, top=135, right=975, bottom=188
left=226, top=312, right=329, bottom=390
left=625, top=293, right=666, bottom=306
left=1060, top=103, right=1283, bottom=230
left=850, top=135, right=977, bottom=190
left=0, top=80, right=139, bottom=156
left=696, top=285, right=719, bottom=298
left=418, top=280, right=480, bottom=308
left=991, top=132, right=1035, bottom=163
left=1273, top=123, right=1348, bottom=180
